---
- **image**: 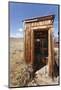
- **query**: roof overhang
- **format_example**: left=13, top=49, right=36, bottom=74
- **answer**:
left=23, top=15, right=55, bottom=23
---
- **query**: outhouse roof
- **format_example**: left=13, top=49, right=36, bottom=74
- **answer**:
left=23, top=15, right=55, bottom=23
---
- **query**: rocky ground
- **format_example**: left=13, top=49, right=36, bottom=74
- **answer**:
left=27, top=65, right=59, bottom=86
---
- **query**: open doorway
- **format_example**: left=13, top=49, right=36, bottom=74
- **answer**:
left=33, top=30, right=48, bottom=72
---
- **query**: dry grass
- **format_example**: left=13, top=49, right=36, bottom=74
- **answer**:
left=10, top=38, right=30, bottom=87
left=9, top=38, right=59, bottom=87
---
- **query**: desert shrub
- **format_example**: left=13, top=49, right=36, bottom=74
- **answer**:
left=10, top=61, right=34, bottom=87
left=17, top=64, right=34, bottom=86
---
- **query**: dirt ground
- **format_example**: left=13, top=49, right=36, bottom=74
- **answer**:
left=9, top=38, right=59, bottom=87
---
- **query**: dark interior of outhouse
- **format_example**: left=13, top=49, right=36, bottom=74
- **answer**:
left=33, top=30, right=48, bottom=73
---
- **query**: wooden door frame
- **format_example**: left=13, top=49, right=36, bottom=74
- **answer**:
left=31, top=28, right=49, bottom=65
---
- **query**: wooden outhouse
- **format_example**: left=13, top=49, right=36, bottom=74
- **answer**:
left=24, top=15, right=55, bottom=77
